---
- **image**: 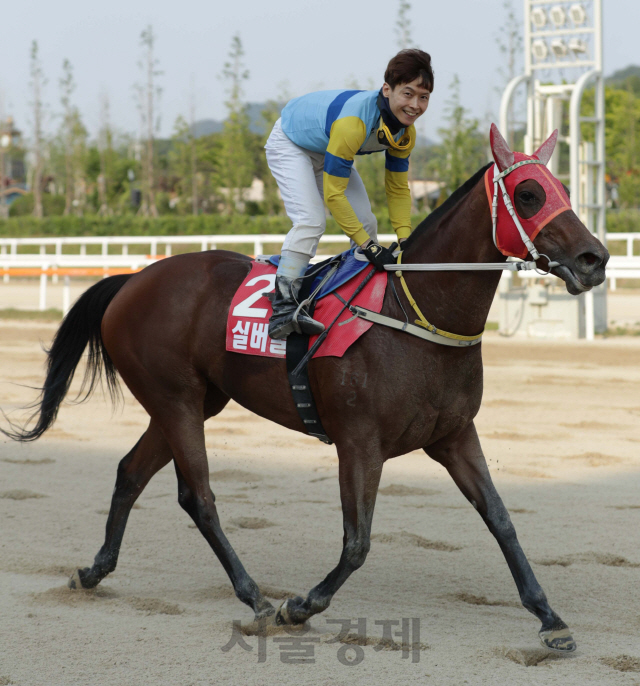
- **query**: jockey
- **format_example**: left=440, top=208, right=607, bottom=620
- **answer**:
left=265, top=49, right=434, bottom=340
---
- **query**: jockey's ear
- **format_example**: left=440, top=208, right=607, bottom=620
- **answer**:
left=533, top=129, right=558, bottom=165
left=490, top=123, right=515, bottom=172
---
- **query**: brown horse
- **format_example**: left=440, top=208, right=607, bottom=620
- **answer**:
left=4, top=131, right=607, bottom=652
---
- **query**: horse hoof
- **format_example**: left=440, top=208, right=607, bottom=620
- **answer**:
left=539, top=627, right=576, bottom=652
left=68, top=569, right=84, bottom=590
left=275, top=599, right=293, bottom=626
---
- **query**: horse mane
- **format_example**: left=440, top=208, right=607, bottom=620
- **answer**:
left=402, top=162, right=493, bottom=250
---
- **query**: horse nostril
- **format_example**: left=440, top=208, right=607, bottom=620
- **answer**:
left=575, top=251, right=603, bottom=272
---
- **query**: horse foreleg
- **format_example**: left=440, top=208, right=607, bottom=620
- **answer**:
left=425, top=422, right=576, bottom=652
left=162, top=410, right=275, bottom=621
left=277, top=448, right=384, bottom=625
left=69, top=419, right=172, bottom=590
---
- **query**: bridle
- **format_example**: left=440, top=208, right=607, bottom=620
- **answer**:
left=381, top=158, right=559, bottom=276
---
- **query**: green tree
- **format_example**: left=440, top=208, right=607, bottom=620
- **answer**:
left=217, top=33, right=255, bottom=214
left=135, top=25, right=162, bottom=217
left=29, top=41, right=46, bottom=218
left=494, top=0, right=523, bottom=148
left=58, top=60, right=87, bottom=215
left=583, top=83, right=640, bottom=208
left=396, top=0, right=413, bottom=50
left=432, top=75, right=486, bottom=194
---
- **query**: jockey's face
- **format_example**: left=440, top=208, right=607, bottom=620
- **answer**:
left=383, top=78, right=431, bottom=128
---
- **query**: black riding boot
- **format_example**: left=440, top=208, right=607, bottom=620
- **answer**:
left=268, top=275, right=325, bottom=340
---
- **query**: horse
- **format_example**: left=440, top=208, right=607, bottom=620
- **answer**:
left=3, top=126, right=607, bottom=652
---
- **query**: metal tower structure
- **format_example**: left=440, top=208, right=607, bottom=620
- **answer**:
left=499, top=0, right=605, bottom=339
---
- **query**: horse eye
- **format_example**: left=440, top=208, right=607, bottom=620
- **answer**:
left=520, top=191, right=535, bottom=203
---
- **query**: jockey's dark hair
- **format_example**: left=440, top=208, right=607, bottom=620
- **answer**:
left=385, top=49, right=434, bottom=92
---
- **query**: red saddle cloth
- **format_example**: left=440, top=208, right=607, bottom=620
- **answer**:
left=225, top=262, right=387, bottom=359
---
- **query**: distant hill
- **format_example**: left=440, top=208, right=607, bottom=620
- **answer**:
left=605, top=65, right=640, bottom=95
left=191, top=102, right=284, bottom=138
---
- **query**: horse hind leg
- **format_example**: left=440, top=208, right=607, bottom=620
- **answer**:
left=160, top=400, right=275, bottom=621
left=69, top=419, right=172, bottom=590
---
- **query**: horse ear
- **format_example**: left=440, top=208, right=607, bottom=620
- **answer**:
left=533, top=129, right=558, bottom=165
left=490, top=123, right=515, bottom=172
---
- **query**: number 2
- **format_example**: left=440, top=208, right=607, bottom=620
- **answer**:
left=232, top=274, right=276, bottom=319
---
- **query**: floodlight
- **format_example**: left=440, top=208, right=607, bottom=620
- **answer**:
left=569, top=3, right=587, bottom=26
left=549, top=6, right=567, bottom=27
left=551, top=39, right=569, bottom=58
left=568, top=38, right=587, bottom=54
left=0, top=134, right=9, bottom=148
left=531, top=7, right=547, bottom=29
left=532, top=39, right=549, bottom=61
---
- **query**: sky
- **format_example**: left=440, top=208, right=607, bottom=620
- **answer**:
left=1, top=0, right=639, bottom=144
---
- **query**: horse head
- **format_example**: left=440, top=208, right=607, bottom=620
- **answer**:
left=489, top=124, right=608, bottom=295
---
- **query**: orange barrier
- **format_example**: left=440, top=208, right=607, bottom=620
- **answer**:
left=1, top=267, right=144, bottom=277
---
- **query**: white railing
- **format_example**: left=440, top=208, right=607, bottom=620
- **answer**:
left=605, top=232, right=640, bottom=258
left=0, top=233, right=398, bottom=261
left=1, top=234, right=639, bottom=315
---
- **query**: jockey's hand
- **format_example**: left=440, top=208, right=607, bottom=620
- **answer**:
left=361, top=240, right=397, bottom=271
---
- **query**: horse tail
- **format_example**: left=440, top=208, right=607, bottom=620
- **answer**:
left=2, top=274, right=133, bottom=442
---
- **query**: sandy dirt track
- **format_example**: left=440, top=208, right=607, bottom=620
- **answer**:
left=0, top=321, right=639, bottom=685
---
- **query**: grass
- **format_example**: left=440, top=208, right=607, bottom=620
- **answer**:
left=601, top=325, right=640, bottom=337
left=0, top=308, right=62, bottom=321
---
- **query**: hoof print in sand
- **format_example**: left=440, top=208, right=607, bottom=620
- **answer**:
left=501, top=647, right=568, bottom=666
left=535, top=552, right=640, bottom=568
left=0, top=490, right=47, bottom=500
left=231, top=517, right=275, bottom=530
left=600, top=655, right=640, bottom=673
left=210, top=469, right=263, bottom=483
left=378, top=484, right=440, bottom=497
left=454, top=592, right=519, bottom=608
left=127, top=597, right=183, bottom=616
left=372, top=531, right=461, bottom=552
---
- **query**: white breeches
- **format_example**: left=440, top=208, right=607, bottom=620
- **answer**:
left=265, top=118, right=378, bottom=258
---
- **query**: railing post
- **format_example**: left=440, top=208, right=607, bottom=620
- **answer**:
left=254, top=238, right=263, bottom=256
left=584, top=290, right=595, bottom=341
left=39, top=267, right=48, bottom=311
left=62, top=275, right=71, bottom=316
left=1, top=245, right=7, bottom=283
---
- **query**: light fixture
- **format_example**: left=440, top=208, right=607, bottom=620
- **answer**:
left=531, top=7, right=547, bottom=29
left=569, top=3, right=587, bottom=26
left=568, top=38, right=587, bottom=54
left=551, top=39, right=569, bottom=58
left=532, top=39, right=549, bottom=61
left=549, top=5, right=567, bottom=27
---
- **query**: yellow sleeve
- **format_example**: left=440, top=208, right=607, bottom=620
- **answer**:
left=385, top=124, right=416, bottom=242
left=323, top=116, right=370, bottom=246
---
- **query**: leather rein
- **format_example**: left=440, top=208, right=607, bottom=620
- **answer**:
left=353, top=160, right=561, bottom=347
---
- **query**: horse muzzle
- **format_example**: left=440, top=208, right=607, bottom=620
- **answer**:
left=551, top=247, right=609, bottom=295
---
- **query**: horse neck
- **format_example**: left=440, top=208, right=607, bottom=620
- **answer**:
left=401, top=179, right=506, bottom=337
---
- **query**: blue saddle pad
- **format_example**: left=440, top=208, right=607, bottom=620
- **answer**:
left=267, top=248, right=370, bottom=300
